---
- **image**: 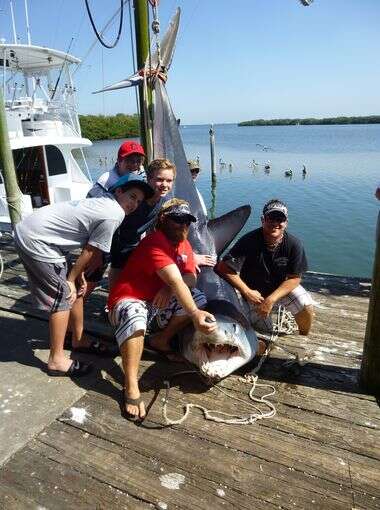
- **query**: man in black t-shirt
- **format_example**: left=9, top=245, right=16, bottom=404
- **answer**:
left=216, top=199, right=314, bottom=336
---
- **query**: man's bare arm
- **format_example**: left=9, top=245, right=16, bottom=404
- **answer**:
left=67, top=244, right=103, bottom=283
left=215, top=260, right=263, bottom=304
left=257, top=275, right=301, bottom=318
left=267, top=275, right=301, bottom=303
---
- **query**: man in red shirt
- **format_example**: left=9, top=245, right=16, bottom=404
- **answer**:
left=108, top=198, right=217, bottom=421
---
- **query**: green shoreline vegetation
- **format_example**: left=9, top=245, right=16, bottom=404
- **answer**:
left=79, top=113, right=140, bottom=141
left=238, top=115, right=380, bottom=126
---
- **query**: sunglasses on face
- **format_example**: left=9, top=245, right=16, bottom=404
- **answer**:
left=191, top=169, right=200, bottom=175
left=167, top=215, right=192, bottom=225
left=265, top=214, right=287, bottom=223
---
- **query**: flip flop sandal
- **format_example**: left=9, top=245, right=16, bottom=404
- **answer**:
left=73, top=340, right=118, bottom=358
left=124, top=390, right=145, bottom=422
left=47, top=359, right=93, bottom=378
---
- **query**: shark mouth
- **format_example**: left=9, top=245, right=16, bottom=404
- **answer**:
left=193, top=328, right=250, bottom=383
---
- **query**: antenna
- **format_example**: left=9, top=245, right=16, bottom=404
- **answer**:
left=9, top=0, right=17, bottom=43
left=24, top=0, right=32, bottom=45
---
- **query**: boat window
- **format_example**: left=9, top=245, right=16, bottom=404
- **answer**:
left=46, top=145, right=67, bottom=176
left=13, top=146, right=50, bottom=207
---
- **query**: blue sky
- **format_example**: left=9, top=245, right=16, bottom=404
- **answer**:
left=1, top=0, right=379, bottom=124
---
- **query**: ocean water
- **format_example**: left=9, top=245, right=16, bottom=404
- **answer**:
left=84, top=124, right=380, bottom=278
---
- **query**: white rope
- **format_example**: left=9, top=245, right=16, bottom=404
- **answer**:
left=161, top=371, right=276, bottom=426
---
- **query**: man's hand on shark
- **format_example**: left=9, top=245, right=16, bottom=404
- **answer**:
left=192, top=310, right=217, bottom=334
left=244, top=288, right=264, bottom=305
left=194, top=253, right=217, bottom=270
left=257, top=297, right=275, bottom=318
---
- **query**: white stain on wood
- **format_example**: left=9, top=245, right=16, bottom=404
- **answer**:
left=69, top=407, right=90, bottom=424
left=159, top=473, right=185, bottom=490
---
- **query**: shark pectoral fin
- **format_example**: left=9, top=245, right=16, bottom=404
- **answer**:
left=207, top=205, right=251, bottom=256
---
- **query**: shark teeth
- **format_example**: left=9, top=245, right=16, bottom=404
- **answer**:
left=203, top=343, right=239, bottom=354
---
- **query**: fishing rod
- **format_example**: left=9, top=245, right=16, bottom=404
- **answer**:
left=50, top=38, right=74, bottom=100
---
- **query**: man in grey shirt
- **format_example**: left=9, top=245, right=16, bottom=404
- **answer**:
left=14, top=176, right=154, bottom=377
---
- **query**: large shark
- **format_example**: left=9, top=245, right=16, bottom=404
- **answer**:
left=153, top=79, right=259, bottom=382
left=94, top=9, right=260, bottom=382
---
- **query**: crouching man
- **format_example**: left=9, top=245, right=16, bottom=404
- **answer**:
left=14, top=176, right=154, bottom=377
left=107, top=199, right=217, bottom=421
left=216, top=199, right=314, bottom=337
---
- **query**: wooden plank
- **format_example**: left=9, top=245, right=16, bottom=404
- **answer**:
left=55, top=389, right=379, bottom=508
left=63, top=376, right=380, bottom=496
left=0, top=446, right=152, bottom=510
left=27, top=421, right=273, bottom=510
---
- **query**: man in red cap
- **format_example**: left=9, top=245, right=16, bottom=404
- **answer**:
left=87, top=140, right=145, bottom=198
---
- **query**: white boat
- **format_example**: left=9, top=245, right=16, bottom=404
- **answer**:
left=0, top=43, right=93, bottom=231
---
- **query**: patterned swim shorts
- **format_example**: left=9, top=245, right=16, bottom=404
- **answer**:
left=108, top=288, right=206, bottom=347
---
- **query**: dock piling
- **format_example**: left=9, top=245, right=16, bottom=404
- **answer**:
left=360, top=212, right=380, bottom=395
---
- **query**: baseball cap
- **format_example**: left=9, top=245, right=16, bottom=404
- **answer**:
left=118, top=141, right=145, bottom=160
left=108, top=173, right=154, bottom=199
left=188, top=160, right=200, bottom=171
left=163, top=202, right=197, bottom=223
left=263, top=200, right=288, bottom=219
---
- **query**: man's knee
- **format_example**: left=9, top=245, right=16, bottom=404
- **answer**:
left=294, top=304, right=314, bottom=335
left=119, top=329, right=145, bottom=351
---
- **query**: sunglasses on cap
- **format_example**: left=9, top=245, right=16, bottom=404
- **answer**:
left=166, top=215, right=192, bottom=225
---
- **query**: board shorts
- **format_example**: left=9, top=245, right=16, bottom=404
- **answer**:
left=108, top=288, right=207, bottom=348
left=249, top=285, right=314, bottom=333
left=15, top=243, right=72, bottom=313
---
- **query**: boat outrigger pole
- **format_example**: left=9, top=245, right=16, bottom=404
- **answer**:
left=133, top=0, right=153, bottom=161
left=0, top=89, right=22, bottom=226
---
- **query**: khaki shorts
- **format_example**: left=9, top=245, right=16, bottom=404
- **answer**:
left=16, top=243, right=71, bottom=313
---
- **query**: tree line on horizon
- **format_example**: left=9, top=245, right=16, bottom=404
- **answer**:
left=79, top=113, right=140, bottom=141
left=238, top=115, right=380, bottom=126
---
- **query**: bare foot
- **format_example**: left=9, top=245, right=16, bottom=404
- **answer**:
left=146, top=332, right=171, bottom=353
left=145, top=334, right=183, bottom=362
left=47, top=355, right=75, bottom=373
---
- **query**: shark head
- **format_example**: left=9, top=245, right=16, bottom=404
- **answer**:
left=184, top=315, right=258, bottom=383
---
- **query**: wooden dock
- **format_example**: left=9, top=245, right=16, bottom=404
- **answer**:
left=0, top=235, right=379, bottom=510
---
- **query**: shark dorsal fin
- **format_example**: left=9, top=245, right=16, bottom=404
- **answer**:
left=207, top=205, right=251, bottom=256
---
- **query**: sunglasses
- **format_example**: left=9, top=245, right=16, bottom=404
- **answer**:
left=167, top=215, right=192, bottom=225
left=265, top=214, right=287, bottom=223
left=191, top=169, right=200, bottom=175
